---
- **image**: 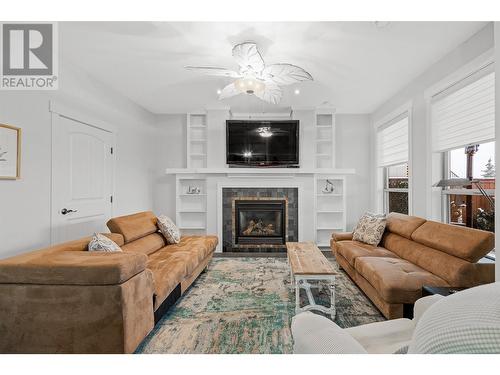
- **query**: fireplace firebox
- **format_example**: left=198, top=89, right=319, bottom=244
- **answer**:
left=233, top=199, right=287, bottom=246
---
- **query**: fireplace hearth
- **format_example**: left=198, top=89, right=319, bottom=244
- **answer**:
left=234, top=199, right=287, bottom=245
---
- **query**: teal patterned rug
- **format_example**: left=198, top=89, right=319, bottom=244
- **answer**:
left=136, top=257, right=384, bottom=354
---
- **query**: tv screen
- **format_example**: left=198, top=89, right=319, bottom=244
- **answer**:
left=226, top=120, right=299, bottom=167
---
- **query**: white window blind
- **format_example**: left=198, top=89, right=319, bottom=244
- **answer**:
left=432, top=69, right=495, bottom=152
left=377, top=115, right=409, bottom=167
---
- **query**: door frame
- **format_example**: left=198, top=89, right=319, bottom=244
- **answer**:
left=49, top=100, right=117, bottom=245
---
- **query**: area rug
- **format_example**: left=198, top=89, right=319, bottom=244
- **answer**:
left=136, top=257, right=384, bottom=354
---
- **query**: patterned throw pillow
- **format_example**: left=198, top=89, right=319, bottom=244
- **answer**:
left=352, top=212, right=387, bottom=246
left=88, top=233, right=122, bottom=252
left=157, top=215, right=181, bottom=244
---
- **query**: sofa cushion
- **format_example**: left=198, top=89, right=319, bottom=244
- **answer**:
left=173, top=235, right=218, bottom=261
left=147, top=250, right=188, bottom=309
left=107, top=211, right=158, bottom=243
left=148, top=246, right=197, bottom=276
left=335, top=241, right=399, bottom=267
left=410, top=221, right=494, bottom=263
left=292, top=312, right=367, bottom=354
left=345, top=317, right=415, bottom=354
left=145, top=235, right=218, bottom=308
left=121, top=233, right=166, bottom=256
left=386, top=212, right=426, bottom=239
left=382, top=232, right=489, bottom=286
left=355, top=257, right=448, bottom=304
left=150, top=235, right=218, bottom=275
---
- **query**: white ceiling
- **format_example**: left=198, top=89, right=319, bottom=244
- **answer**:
left=60, top=22, right=488, bottom=114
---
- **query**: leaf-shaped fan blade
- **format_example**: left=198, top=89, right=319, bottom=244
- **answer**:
left=218, top=83, right=240, bottom=100
left=254, top=84, right=283, bottom=105
left=185, top=66, right=241, bottom=78
left=262, top=64, right=313, bottom=85
left=232, top=42, right=265, bottom=73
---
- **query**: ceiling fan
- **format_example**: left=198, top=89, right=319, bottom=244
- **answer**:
left=185, top=42, right=313, bottom=104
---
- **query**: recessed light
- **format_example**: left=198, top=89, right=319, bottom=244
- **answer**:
left=294, top=88, right=300, bottom=95
left=217, top=89, right=222, bottom=95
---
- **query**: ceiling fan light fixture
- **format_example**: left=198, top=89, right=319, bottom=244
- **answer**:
left=234, top=77, right=266, bottom=95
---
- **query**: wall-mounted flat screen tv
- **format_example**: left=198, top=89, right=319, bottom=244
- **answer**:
left=226, top=120, right=299, bottom=167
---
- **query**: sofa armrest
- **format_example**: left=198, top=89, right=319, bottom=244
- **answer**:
left=0, top=251, right=148, bottom=286
left=468, top=263, right=496, bottom=285
left=292, top=312, right=367, bottom=354
left=413, top=295, right=444, bottom=323
left=445, top=262, right=496, bottom=287
left=331, top=231, right=353, bottom=242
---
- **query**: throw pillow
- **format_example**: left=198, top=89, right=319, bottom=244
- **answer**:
left=157, top=215, right=181, bottom=244
left=88, top=233, right=122, bottom=252
left=352, top=212, right=387, bottom=246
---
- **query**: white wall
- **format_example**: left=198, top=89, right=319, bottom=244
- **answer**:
left=153, top=114, right=186, bottom=219
left=336, top=114, right=372, bottom=230
left=371, top=23, right=494, bottom=218
left=0, top=61, right=159, bottom=259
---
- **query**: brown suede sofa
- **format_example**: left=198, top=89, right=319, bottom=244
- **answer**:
left=0, top=211, right=218, bottom=353
left=331, top=212, right=495, bottom=319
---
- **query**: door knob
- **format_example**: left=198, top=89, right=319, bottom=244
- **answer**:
left=61, top=208, right=78, bottom=215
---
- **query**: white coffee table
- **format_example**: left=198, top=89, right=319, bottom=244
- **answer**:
left=286, top=241, right=336, bottom=319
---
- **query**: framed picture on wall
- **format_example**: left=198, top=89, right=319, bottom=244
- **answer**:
left=0, top=124, right=21, bottom=180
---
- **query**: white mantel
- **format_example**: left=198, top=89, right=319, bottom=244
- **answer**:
left=165, top=168, right=355, bottom=175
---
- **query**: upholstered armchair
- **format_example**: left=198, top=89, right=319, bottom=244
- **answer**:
left=292, top=282, right=500, bottom=354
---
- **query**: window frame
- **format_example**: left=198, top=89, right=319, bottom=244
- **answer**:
left=383, top=163, right=410, bottom=215
left=374, top=102, right=413, bottom=215
left=441, top=145, right=496, bottom=260
left=442, top=142, right=496, bottom=225
left=424, top=49, right=494, bottom=222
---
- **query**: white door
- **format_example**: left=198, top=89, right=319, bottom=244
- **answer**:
left=51, top=114, right=114, bottom=244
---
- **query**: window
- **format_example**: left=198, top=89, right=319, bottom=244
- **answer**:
left=384, top=163, right=409, bottom=214
left=431, top=64, right=495, bottom=259
left=432, top=68, right=494, bottom=153
left=445, top=142, right=495, bottom=231
left=377, top=113, right=410, bottom=214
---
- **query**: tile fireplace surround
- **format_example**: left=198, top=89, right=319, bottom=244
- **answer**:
left=222, top=188, right=299, bottom=252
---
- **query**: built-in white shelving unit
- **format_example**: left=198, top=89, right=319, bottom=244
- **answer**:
left=186, top=112, right=208, bottom=168
left=314, top=175, right=346, bottom=247
left=315, top=109, right=336, bottom=169
left=168, top=106, right=354, bottom=252
left=175, top=176, right=207, bottom=236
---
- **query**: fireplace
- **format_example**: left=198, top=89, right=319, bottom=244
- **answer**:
left=222, top=188, right=297, bottom=252
left=233, top=198, right=287, bottom=246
